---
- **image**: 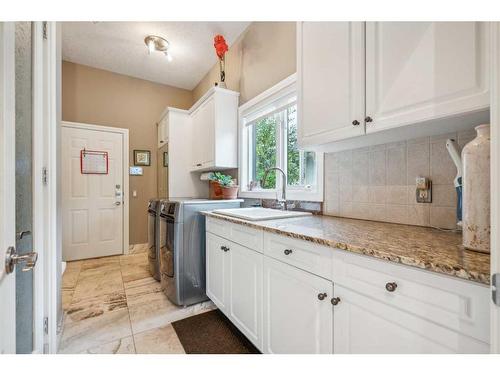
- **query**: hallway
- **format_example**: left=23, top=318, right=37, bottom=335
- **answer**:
left=59, top=244, right=215, bottom=354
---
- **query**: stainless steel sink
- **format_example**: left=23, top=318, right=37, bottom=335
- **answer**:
left=212, top=207, right=312, bottom=221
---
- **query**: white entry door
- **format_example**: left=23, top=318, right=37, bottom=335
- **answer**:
left=0, top=22, right=16, bottom=354
left=62, top=123, right=127, bottom=261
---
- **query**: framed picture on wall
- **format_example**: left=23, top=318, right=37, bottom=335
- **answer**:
left=163, top=152, right=168, bottom=167
left=134, top=150, right=151, bottom=166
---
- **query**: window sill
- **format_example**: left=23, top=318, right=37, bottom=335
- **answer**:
left=239, top=189, right=323, bottom=202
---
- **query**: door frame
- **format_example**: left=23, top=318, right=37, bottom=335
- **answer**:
left=490, top=21, right=500, bottom=354
left=60, top=121, right=130, bottom=258
left=0, top=21, right=16, bottom=354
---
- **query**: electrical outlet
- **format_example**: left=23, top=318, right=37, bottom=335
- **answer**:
left=415, top=177, right=432, bottom=203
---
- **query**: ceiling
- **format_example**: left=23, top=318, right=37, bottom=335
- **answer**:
left=62, top=22, right=250, bottom=90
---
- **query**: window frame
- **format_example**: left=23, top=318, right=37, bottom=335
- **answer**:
left=238, top=73, right=324, bottom=202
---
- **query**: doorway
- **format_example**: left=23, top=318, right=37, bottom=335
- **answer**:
left=61, top=121, right=129, bottom=261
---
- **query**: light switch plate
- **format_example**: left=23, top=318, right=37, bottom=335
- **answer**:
left=415, top=177, right=432, bottom=203
left=129, top=166, right=143, bottom=176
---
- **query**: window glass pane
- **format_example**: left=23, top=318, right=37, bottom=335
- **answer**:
left=249, top=114, right=277, bottom=189
left=286, top=104, right=316, bottom=188
left=286, top=105, right=300, bottom=186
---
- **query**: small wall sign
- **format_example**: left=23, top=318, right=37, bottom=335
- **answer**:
left=134, top=150, right=151, bottom=166
left=81, top=149, right=108, bottom=174
left=129, top=166, right=143, bottom=176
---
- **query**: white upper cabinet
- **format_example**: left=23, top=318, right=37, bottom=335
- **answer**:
left=365, top=22, right=490, bottom=133
left=157, top=115, right=168, bottom=148
left=297, top=22, right=490, bottom=148
left=190, top=88, right=239, bottom=171
left=297, top=22, right=365, bottom=148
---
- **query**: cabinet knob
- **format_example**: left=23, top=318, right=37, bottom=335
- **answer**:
left=331, top=297, right=341, bottom=306
left=365, top=116, right=373, bottom=123
left=284, top=249, right=293, bottom=255
left=352, top=120, right=360, bottom=126
left=160, top=140, right=164, bottom=143
left=317, top=292, right=327, bottom=301
left=220, top=245, right=229, bottom=252
left=385, top=282, right=398, bottom=292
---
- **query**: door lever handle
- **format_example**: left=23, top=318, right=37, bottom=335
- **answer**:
left=5, top=246, right=38, bottom=274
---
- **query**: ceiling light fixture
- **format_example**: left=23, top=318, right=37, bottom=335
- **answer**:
left=144, top=35, right=172, bottom=61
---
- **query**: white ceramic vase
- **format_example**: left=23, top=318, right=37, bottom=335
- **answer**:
left=462, top=124, right=490, bottom=253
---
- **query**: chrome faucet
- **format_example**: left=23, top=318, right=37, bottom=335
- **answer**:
left=262, top=167, right=288, bottom=210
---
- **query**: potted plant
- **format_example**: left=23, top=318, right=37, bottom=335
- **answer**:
left=210, top=172, right=239, bottom=200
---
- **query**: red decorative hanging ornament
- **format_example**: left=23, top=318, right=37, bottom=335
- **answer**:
left=213, top=34, right=228, bottom=88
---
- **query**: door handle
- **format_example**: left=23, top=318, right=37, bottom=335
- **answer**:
left=5, top=246, right=38, bottom=274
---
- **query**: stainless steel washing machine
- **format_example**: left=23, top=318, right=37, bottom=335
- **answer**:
left=158, top=198, right=242, bottom=306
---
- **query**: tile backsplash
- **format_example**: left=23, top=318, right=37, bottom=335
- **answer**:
left=323, top=129, right=477, bottom=229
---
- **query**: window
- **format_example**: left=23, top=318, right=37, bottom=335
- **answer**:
left=239, top=74, right=323, bottom=201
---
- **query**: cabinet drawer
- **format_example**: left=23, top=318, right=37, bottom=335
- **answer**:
left=206, top=217, right=264, bottom=253
left=331, top=251, right=490, bottom=343
left=264, top=232, right=332, bottom=280
left=206, top=217, right=231, bottom=238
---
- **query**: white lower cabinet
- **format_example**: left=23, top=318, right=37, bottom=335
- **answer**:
left=333, top=285, right=489, bottom=354
left=228, top=241, right=263, bottom=348
left=262, top=256, right=333, bottom=354
left=206, top=233, right=229, bottom=311
left=206, top=221, right=489, bottom=354
left=206, top=232, right=263, bottom=349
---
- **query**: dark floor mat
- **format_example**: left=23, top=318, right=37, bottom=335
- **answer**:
left=172, top=309, right=260, bottom=354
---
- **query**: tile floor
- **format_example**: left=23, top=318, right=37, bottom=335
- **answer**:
left=59, top=243, right=215, bottom=354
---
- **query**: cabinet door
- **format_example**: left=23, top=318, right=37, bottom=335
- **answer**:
left=333, top=285, right=489, bottom=354
left=206, top=233, right=229, bottom=312
left=366, top=22, right=490, bottom=133
left=199, top=96, right=215, bottom=166
left=191, top=108, right=202, bottom=168
left=263, top=256, right=333, bottom=354
left=157, top=119, right=165, bottom=148
left=229, top=242, right=263, bottom=349
left=297, top=22, right=365, bottom=147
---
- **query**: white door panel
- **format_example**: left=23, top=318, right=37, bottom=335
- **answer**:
left=298, top=21, right=365, bottom=146
left=333, top=285, right=489, bottom=353
left=263, top=256, right=333, bottom=354
left=229, top=242, right=263, bottom=349
left=206, top=233, right=229, bottom=312
left=0, top=22, right=16, bottom=354
left=366, top=22, right=490, bottom=132
left=62, top=125, right=124, bottom=261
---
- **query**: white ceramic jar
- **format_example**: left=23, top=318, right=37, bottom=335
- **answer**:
left=462, top=124, right=490, bottom=253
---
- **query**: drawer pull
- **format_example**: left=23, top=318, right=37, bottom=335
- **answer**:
left=284, top=249, right=293, bottom=255
left=331, top=297, right=341, bottom=306
left=385, top=282, right=398, bottom=292
left=317, top=293, right=327, bottom=301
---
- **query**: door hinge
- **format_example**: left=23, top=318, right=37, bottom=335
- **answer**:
left=493, top=273, right=500, bottom=307
left=42, top=167, right=48, bottom=185
left=43, top=317, right=49, bottom=334
left=42, top=22, right=48, bottom=40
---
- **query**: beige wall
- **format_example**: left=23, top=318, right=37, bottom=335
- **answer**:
left=62, top=61, right=193, bottom=244
left=193, top=22, right=296, bottom=105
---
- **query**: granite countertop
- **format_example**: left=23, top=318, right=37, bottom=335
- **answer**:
left=203, top=212, right=491, bottom=285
